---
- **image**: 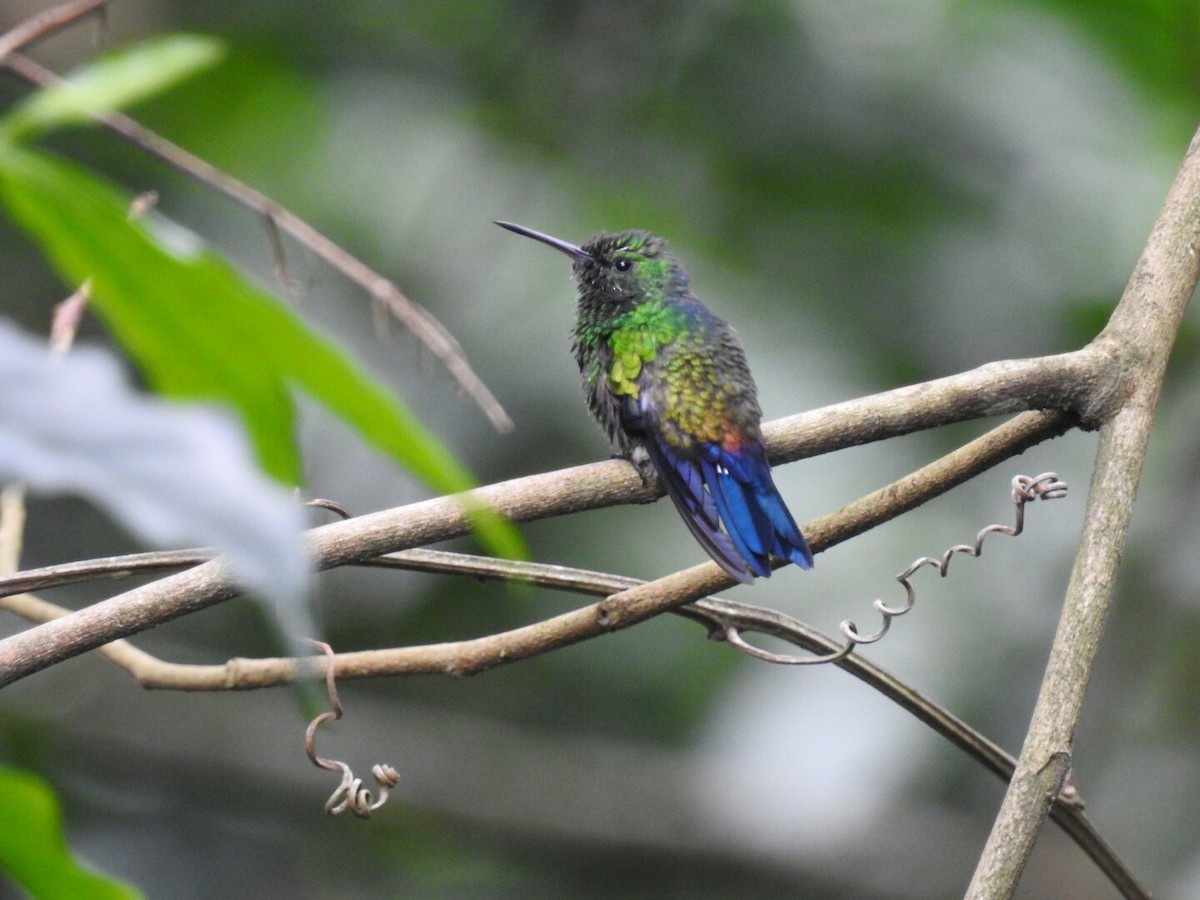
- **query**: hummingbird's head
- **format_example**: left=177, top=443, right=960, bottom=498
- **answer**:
left=575, top=230, right=686, bottom=302
left=496, top=222, right=688, bottom=311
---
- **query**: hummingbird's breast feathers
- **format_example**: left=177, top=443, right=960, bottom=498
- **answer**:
left=649, top=324, right=763, bottom=455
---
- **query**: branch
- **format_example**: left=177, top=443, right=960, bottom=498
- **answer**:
left=966, top=122, right=1200, bottom=898
left=0, top=406, right=1070, bottom=688
left=767, top=350, right=1108, bottom=466
left=0, top=0, right=104, bottom=62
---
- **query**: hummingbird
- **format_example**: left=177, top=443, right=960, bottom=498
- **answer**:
left=497, top=221, right=814, bottom=583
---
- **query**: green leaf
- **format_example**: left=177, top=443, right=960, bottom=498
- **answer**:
left=0, top=145, right=523, bottom=559
left=0, top=766, right=141, bottom=899
left=0, top=35, right=224, bottom=144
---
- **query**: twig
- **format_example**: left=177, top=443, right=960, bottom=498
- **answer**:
left=965, top=121, right=1200, bottom=899
left=0, top=484, right=27, bottom=574
left=0, top=50, right=514, bottom=434
left=49, top=279, right=90, bottom=355
left=677, top=598, right=1146, bottom=898
left=0, top=548, right=205, bottom=596
left=0, top=0, right=105, bottom=62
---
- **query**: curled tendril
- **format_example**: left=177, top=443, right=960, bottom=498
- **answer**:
left=304, top=639, right=399, bottom=819
left=720, top=473, right=1069, bottom=666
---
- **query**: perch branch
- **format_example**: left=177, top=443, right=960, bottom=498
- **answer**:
left=0, top=406, right=1070, bottom=688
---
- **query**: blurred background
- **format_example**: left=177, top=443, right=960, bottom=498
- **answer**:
left=2, top=0, right=1200, bottom=897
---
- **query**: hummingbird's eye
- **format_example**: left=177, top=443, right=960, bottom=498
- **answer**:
left=614, top=257, right=633, bottom=272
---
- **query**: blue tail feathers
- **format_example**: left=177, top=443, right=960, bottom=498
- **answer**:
left=647, top=436, right=813, bottom=582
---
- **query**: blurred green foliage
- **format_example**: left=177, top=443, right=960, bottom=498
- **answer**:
left=0, top=767, right=140, bottom=899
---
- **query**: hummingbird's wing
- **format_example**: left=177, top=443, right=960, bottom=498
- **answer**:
left=641, top=433, right=756, bottom=583
left=620, top=379, right=754, bottom=583
left=698, top=438, right=813, bottom=574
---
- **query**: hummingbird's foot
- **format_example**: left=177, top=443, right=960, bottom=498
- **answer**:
left=624, top=446, right=657, bottom=487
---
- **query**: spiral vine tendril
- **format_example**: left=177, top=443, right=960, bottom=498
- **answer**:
left=720, top=473, right=1069, bottom=666
left=304, top=639, right=399, bottom=818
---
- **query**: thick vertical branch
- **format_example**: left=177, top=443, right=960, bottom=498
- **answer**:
left=966, top=123, right=1200, bottom=898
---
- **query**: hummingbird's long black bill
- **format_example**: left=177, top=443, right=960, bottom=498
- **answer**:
left=495, top=220, right=591, bottom=263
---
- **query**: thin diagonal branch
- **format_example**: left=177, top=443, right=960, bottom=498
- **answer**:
left=0, top=50, right=514, bottom=434
left=0, top=0, right=104, bottom=62
left=598, top=409, right=1070, bottom=630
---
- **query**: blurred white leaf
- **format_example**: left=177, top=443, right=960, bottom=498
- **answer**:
left=0, top=318, right=311, bottom=619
